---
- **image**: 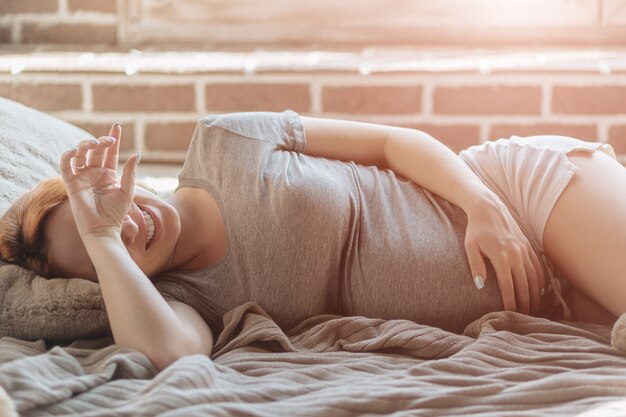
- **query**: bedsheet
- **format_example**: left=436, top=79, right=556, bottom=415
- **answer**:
left=2, top=301, right=626, bottom=416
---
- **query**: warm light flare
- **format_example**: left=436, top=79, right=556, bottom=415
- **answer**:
left=1, top=49, right=625, bottom=75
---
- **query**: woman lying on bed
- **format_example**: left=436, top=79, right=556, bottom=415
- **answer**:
left=0, top=111, right=623, bottom=372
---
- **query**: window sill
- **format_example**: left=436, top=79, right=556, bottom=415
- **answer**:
left=1, top=46, right=626, bottom=76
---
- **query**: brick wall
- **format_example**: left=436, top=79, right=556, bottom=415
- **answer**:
left=1, top=60, right=624, bottom=165
left=0, top=1, right=625, bottom=165
left=0, top=0, right=117, bottom=45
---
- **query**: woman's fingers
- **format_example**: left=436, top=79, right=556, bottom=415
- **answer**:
left=104, top=123, right=122, bottom=170
left=464, top=201, right=547, bottom=316
left=70, top=137, right=117, bottom=170
left=465, top=243, right=487, bottom=290
left=511, top=256, right=531, bottom=315
left=60, top=147, right=78, bottom=181
left=492, top=256, right=517, bottom=313
left=529, top=248, right=547, bottom=297
left=495, top=248, right=543, bottom=316
left=73, top=139, right=99, bottom=168
left=60, top=133, right=118, bottom=184
left=120, top=151, right=141, bottom=197
left=87, top=136, right=116, bottom=167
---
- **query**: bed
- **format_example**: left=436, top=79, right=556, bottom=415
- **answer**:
left=1, top=97, right=626, bottom=417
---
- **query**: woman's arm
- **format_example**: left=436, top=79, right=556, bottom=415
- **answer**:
left=383, top=130, right=501, bottom=214
left=301, top=116, right=546, bottom=315
left=59, top=122, right=211, bottom=372
left=82, top=233, right=211, bottom=372
left=300, top=116, right=500, bottom=213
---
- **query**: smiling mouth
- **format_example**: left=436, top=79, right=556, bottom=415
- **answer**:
left=141, top=209, right=156, bottom=246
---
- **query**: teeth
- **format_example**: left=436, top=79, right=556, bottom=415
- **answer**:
left=142, top=210, right=155, bottom=244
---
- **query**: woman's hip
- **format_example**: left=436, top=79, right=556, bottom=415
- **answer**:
left=458, top=135, right=615, bottom=250
left=457, top=134, right=618, bottom=321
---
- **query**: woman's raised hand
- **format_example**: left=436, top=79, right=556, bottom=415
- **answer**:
left=463, top=199, right=547, bottom=316
left=59, top=123, right=141, bottom=239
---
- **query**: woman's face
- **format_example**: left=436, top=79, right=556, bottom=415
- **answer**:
left=42, top=186, right=181, bottom=281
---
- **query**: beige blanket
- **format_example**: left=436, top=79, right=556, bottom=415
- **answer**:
left=2, top=302, right=626, bottom=416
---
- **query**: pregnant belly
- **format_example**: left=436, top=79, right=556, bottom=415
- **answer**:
left=342, top=202, right=505, bottom=335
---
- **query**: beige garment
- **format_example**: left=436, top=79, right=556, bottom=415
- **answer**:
left=154, top=110, right=507, bottom=339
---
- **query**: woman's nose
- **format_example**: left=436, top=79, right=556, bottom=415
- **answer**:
left=120, top=214, right=139, bottom=245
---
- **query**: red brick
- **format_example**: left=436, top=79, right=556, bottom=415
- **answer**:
left=323, top=86, right=421, bottom=114
left=72, top=121, right=136, bottom=153
left=68, top=0, right=116, bottom=14
left=22, top=23, right=116, bottom=44
left=552, top=86, right=626, bottom=115
left=0, top=0, right=57, bottom=14
left=608, top=125, right=626, bottom=156
left=490, top=124, right=598, bottom=141
left=205, top=83, right=310, bottom=112
left=92, top=84, right=195, bottom=113
left=399, top=123, right=481, bottom=154
left=0, top=83, right=81, bottom=111
left=144, top=121, right=198, bottom=152
left=433, top=86, right=541, bottom=115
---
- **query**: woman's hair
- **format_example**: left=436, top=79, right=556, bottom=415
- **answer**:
left=0, top=176, right=158, bottom=278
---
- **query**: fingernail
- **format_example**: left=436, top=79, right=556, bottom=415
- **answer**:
left=136, top=151, right=141, bottom=164
left=114, top=121, right=121, bottom=127
left=474, top=275, right=484, bottom=289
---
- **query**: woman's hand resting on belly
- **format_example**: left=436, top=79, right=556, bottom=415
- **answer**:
left=463, top=198, right=547, bottom=316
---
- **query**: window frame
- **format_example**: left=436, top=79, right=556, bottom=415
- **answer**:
left=118, top=0, right=626, bottom=48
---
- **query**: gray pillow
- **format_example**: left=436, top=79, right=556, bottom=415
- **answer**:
left=0, top=97, right=110, bottom=341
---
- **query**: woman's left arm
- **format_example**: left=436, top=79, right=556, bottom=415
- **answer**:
left=300, top=115, right=545, bottom=316
left=300, top=116, right=495, bottom=211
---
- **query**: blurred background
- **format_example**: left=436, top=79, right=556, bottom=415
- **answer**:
left=1, top=0, right=625, bottom=180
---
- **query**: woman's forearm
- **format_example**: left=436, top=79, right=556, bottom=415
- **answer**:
left=82, top=233, right=197, bottom=369
left=384, top=131, right=502, bottom=214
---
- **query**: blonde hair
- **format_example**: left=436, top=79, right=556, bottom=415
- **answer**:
left=0, top=176, right=158, bottom=278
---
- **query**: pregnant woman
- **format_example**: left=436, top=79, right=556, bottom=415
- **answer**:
left=0, top=111, right=623, bottom=371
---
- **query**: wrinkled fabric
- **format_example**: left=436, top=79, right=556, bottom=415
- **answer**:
left=2, top=302, right=626, bottom=416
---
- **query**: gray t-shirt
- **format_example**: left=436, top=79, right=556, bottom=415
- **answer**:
left=154, top=110, right=503, bottom=338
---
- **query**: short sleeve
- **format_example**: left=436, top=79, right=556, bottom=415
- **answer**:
left=201, top=109, right=306, bottom=153
left=176, top=109, right=308, bottom=206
